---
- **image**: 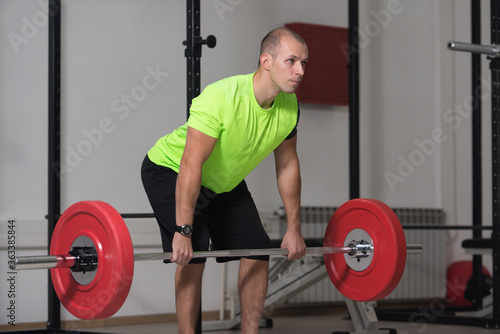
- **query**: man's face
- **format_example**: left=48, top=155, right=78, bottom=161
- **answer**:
left=269, top=36, right=309, bottom=94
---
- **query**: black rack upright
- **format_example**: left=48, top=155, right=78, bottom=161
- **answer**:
left=47, top=0, right=62, bottom=330
left=183, top=1, right=216, bottom=332
left=470, top=0, right=485, bottom=312
left=489, top=0, right=500, bottom=327
left=348, top=0, right=360, bottom=200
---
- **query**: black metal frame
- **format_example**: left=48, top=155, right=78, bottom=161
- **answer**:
left=184, top=0, right=216, bottom=118
left=471, top=0, right=484, bottom=312
left=349, top=0, right=360, bottom=200
left=378, top=0, right=499, bottom=329
left=34, top=1, right=216, bottom=333
left=183, top=2, right=216, bottom=332
left=490, top=0, right=500, bottom=326
left=185, top=0, right=201, bottom=118
left=47, top=0, right=62, bottom=330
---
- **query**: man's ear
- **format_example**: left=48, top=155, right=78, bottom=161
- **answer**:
left=260, top=53, right=272, bottom=71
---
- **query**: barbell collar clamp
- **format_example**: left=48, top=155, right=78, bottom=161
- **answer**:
left=68, top=246, right=98, bottom=273
left=347, top=242, right=374, bottom=258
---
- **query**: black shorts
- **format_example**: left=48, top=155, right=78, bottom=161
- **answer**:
left=141, top=155, right=271, bottom=264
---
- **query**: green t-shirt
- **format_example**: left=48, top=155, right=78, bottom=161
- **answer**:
left=147, top=73, right=299, bottom=193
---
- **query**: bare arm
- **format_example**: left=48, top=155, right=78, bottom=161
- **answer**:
left=274, top=135, right=306, bottom=260
left=172, top=126, right=217, bottom=265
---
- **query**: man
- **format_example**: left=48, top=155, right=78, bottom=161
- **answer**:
left=141, top=27, right=309, bottom=334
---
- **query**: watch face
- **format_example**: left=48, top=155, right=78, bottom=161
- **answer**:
left=182, top=225, right=193, bottom=235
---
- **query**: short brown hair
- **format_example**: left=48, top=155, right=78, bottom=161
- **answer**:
left=260, top=27, right=306, bottom=59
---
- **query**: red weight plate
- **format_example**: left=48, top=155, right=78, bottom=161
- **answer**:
left=50, top=201, right=134, bottom=319
left=323, top=199, right=406, bottom=301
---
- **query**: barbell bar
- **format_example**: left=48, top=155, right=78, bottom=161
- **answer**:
left=15, top=244, right=423, bottom=271
left=13, top=198, right=422, bottom=320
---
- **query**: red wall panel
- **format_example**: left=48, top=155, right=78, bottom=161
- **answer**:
left=286, top=22, right=349, bottom=106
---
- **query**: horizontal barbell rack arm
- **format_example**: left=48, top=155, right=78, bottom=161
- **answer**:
left=448, top=40, right=500, bottom=57
left=402, top=225, right=493, bottom=230
left=406, top=244, right=423, bottom=254
left=15, top=244, right=422, bottom=271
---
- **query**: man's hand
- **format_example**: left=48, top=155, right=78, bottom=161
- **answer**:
left=281, top=229, right=306, bottom=261
left=171, top=232, right=194, bottom=265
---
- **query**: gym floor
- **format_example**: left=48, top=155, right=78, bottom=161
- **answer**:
left=84, top=311, right=499, bottom=334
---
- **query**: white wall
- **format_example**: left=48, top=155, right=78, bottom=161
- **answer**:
left=0, top=0, right=493, bottom=326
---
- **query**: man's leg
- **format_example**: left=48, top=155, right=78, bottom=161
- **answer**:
left=175, top=263, right=205, bottom=334
left=238, top=258, right=269, bottom=334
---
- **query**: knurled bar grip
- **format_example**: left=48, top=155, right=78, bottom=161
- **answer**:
left=133, top=246, right=353, bottom=262
left=14, top=244, right=423, bottom=271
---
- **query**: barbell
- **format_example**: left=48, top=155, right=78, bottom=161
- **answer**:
left=14, top=198, right=422, bottom=320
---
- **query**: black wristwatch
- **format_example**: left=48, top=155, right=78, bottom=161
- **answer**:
left=175, top=224, right=193, bottom=237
